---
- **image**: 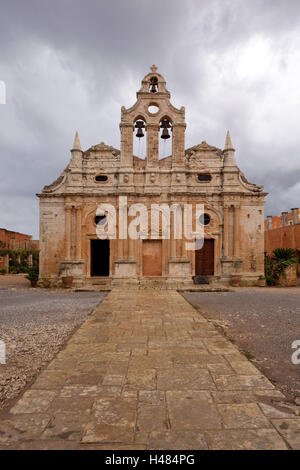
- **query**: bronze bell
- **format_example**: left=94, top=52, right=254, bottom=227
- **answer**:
left=160, top=119, right=171, bottom=139
left=149, top=77, right=158, bottom=93
left=135, top=120, right=145, bottom=139
left=136, top=127, right=144, bottom=138
left=161, top=128, right=170, bottom=139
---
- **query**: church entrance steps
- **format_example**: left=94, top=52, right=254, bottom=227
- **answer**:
left=75, top=283, right=230, bottom=292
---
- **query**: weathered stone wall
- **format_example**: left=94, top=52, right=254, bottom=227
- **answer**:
left=265, top=224, right=300, bottom=255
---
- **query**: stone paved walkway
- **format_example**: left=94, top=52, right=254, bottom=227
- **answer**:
left=0, top=289, right=299, bottom=450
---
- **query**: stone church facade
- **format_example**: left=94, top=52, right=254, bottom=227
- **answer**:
left=37, top=66, right=266, bottom=288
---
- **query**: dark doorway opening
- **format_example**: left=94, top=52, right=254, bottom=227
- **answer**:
left=90, top=240, right=110, bottom=277
left=195, top=239, right=214, bottom=276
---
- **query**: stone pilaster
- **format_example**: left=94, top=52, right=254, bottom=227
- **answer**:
left=75, top=206, right=82, bottom=260
left=65, top=205, right=72, bottom=260
left=119, top=122, right=134, bottom=193
left=234, top=206, right=240, bottom=258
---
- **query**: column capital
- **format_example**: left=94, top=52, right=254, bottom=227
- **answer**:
left=172, top=122, right=186, bottom=128
left=119, top=122, right=134, bottom=129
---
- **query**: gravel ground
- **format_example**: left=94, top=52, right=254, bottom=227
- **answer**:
left=183, top=287, right=300, bottom=402
left=0, top=277, right=106, bottom=410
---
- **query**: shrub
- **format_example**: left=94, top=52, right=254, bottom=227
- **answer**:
left=25, top=264, right=39, bottom=281
left=265, top=248, right=296, bottom=286
left=0, top=249, right=39, bottom=274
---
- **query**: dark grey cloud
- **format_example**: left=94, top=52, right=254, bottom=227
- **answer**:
left=0, top=0, right=300, bottom=238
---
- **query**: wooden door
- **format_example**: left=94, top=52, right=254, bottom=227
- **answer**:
left=143, top=240, right=162, bottom=276
left=195, top=239, right=214, bottom=275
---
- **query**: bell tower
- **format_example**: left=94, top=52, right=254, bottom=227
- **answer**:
left=118, top=65, right=187, bottom=193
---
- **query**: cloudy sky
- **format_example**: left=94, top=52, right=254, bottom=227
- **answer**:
left=1, top=0, right=300, bottom=239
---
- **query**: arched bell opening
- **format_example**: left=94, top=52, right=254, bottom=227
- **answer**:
left=159, top=117, right=172, bottom=159
left=149, top=76, right=158, bottom=93
left=133, top=117, right=147, bottom=159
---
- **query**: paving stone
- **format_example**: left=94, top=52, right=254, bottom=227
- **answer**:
left=271, top=418, right=300, bottom=449
left=81, top=422, right=135, bottom=444
left=78, top=443, right=147, bottom=450
left=66, top=372, right=104, bottom=385
left=76, top=360, right=108, bottom=373
left=134, top=431, right=150, bottom=444
left=149, top=431, right=208, bottom=450
left=32, top=370, right=69, bottom=390
left=217, top=403, right=271, bottom=429
left=202, top=339, right=237, bottom=355
left=254, top=389, right=286, bottom=400
left=212, top=391, right=259, bottom=404
left=107, top=361, right=129, bottom=375
left=58, top=385, right=107, bottom=398
left=205, top=429, right=288, bottom=450
left=173, top=353, right=227, bottom=367
left=258, top=402, right=296, bottom=419
left=42, top=412, right=90, bottom=440
left=102, top=374, right=125, bottom=386
left=130, top=355, right=173, bottom=370
left=47, top=358, right=79, bottom=371
left=207, top=363, right=234, bottom=376
left=215, top=375, right=274, bottom=391
left=10, top=390, right=57, bottom=414
left=0, top=414, right=51, bottom=443
left=137, top=405, right=169, bottom=432
left=158, top=368, right=216, bottom=391
left=116, top=343, right=147, bottom=352
left=125, top=369, right=156, bottom=390
left=166, top=391, right=222, bottom=430
left=228, top=360, right=261, bottom=376
left=92, top=397, right=136, bottom=427
left=16, top=440, right=79, bottom=450
left=48, top=396, right=95, bottom=412
left=138, top=391, right=165, bottom=405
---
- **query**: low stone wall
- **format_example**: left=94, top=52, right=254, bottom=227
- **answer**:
left=278, top=264, right=297, bottom=287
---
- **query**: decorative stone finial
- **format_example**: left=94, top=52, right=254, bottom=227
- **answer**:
left=150, top=64, right=157, bottom=73
left=72, top=130, right=82, bottom=152
left=224, top=130, right=234, bottom=151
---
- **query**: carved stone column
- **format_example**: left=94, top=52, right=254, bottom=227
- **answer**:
left=172, top=123, right=186, bottom=167
left=119, top=122, right=134, bottom=193
left=75, top=206, right=82, bottom=260
left=171, top=123, right=187, bottom=192
left=146, top=124, right=159, bottom=167
left=223, top=206, right=229, bottom=258
left=120, top=123, right=133, bottom=168
left=234, top=206, right=240, bottom=258
left=65, top=205, right=72, bottom=260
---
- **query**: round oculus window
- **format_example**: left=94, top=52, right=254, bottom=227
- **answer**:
left=148, top=104, right=159, bottom=114
left=199, top=213, right=211, bottom=226
left=95, top=215, right=107, bottom=226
